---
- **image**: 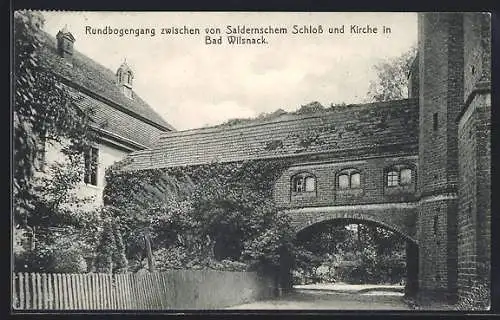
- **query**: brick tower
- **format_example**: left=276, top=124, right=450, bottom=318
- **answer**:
left=417, top=12, right=465, bottom=302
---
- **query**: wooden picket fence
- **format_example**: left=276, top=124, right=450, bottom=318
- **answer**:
left=12, top=271, right=275, bottom=310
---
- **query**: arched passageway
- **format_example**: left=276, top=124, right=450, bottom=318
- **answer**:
left=279, top=218, right=419, bottom=298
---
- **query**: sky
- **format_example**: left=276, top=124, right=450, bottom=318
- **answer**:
left=41, top=12, right=417, bottom=131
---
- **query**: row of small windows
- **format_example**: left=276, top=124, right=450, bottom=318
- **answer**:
left=291, top=166, right=414, bottom=193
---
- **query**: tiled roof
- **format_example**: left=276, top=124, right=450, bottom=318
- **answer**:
left=123, top=99, right=419, bottom=171
left=39, top=32, right=175, bottom=132
left=66, top=88, right=167, bottom=148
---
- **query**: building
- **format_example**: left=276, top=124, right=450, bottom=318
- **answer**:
left=36, top=26, right=175, bottom=209
left=120, top=12, right=490, bottom=304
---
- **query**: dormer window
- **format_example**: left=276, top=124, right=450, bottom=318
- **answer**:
left=337, top=168, right=361, bottom=190
left=56, top=26, right=76, bottom=58
left=116, top=60, right=134, bottom=98
left=292, top=172, right=316, bottom=193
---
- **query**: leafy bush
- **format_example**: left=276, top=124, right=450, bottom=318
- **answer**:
left=14, top=230, right=88, bottom=273
left=13, top=227, right=30, bottom=256
left=49, top=246, right=88, bottom=273
left=314, top=264, right=336, bottom=283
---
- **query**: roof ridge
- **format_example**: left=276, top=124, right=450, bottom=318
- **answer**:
left=158, top=98, right=417, bottom=140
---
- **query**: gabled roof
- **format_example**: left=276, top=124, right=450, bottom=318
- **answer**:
left=38, top=32, right=175, bottom=132
left=123, top=99, right=419, bottom=171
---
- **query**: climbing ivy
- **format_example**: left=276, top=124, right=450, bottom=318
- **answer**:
left=104, top=158, right=294, bottom=272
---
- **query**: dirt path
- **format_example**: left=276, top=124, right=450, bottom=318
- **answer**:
left=226, top=287, right=410, bottom=310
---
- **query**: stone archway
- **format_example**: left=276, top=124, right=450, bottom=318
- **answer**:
left=284, top=202, right=418, bottom=243
left=282, top=207, right=419, bottom=297
left=293, top=211, right=417, bottom=244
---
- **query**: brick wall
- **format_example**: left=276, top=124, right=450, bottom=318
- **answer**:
left=273, top=153, right=418, bottom=240
left=456, top=12, right=491, bottom=306
left=458, top=99, right=479, bottom=299
left=457, top=93, right=491, bottom=305
left=408, top=55, right=419, bottom=99
left=417, top=199, right=458, bottom=292
left=463, top=13, right=491, bottom=101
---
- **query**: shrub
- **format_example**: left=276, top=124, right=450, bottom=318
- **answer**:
left=14, top=232, right=88, bottom=273
left=213, top=259, right=248, bottom=271
left=455, top=282, right=490, bottom=311
left=153, top=246, right=188, bottom=271
left=49, top=246, right=87, bottom=273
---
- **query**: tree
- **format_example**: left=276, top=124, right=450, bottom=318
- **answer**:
left=367, top=45, right=417, bottom=102
left=93, top=208, right=129, bottom=274
left=112, top=223, right=129, bottom=273
left=94, top=219, right=115, bottom=273
left=14, top=10, right=96, bottom=227
left=13, top=11, right=99, bottom=273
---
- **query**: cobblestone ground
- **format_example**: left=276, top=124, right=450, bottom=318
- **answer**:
left=226, top=284, right=410, bottom=310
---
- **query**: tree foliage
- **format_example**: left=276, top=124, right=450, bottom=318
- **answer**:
left=367, top=45, right=417, bottom=102
left=105, top=158, right=409, bottom=283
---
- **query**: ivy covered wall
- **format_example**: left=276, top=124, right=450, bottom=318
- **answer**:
left=103, top=158, right=295, bottom=273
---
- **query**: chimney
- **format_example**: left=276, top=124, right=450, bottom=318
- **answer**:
left=56, top=25, right=75, bottom=58
left=116, top=59, right=134, bottom=99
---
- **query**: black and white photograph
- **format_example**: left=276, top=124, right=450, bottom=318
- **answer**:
left=11, top=11, right=492, bottom=312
